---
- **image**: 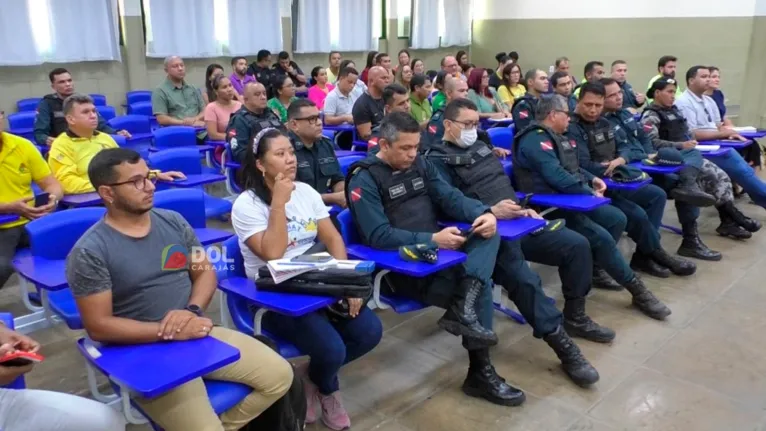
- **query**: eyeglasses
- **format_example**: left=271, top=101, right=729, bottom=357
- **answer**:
left=107, top=171, right=158, bottom=190
left=282, top=82, right=296, bottom=88
left=450, top=119, right=479, bottom=129
left=293, top=115, right=321, bottom=124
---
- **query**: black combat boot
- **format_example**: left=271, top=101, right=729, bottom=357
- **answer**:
left=544, top=326, right=600, bottom=387
left=592, top=265, right=624, bottom=291
left=716, top=206, right=752, bottom=239
left=650, top=247, right=696, bottom=276
left=438, top=278, right=498, bottom=346
left=722, top=201, right=761, bottom=233
left=677, top=221, right=723, bottom=261
left=623, top=277, right=671, bottom=320
left=630, top=252, right=671, bottom=278
left=563, top=298, right=616, bottom=343
left=670, top=166, right=716, bottom=207
left=462, top=348, right=526, bottom=406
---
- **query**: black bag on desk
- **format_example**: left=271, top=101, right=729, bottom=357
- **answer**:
left=256, top=266, right=373, bottom=298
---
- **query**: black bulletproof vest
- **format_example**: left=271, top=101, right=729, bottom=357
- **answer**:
left=644, top=106, right=687, bottom=142
left=347, top=158, right=440, bottom=236
left=572, top=115, right=616, bottom=162
left=512, top=123, right=581, bottom=193
left=427, top=140, right=516, bottom=206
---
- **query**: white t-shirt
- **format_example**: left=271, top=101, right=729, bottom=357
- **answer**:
left=231, top=182, right=330, bottom=279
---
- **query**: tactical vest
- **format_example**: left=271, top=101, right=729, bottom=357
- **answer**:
left=292, top=136, right=339, bottom=193
left=571, top=115, right=616, bottom=162
left=512, top=123, right=581, bottom=194
left=346, top=158, right=440, bottom=240
left=427, top=140, right=516, bottom=206
left=644, top=105, right=687, bottom=142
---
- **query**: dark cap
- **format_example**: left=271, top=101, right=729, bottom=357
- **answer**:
left=647, top=77, right=678, bottom=99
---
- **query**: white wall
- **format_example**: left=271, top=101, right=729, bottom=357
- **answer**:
left=473, top=0, right=760, bottom=20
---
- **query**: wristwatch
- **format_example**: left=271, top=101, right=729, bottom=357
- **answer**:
left=185, top=304, right=203, bottom=317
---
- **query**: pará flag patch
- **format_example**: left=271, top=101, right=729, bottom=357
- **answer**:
left=569, top=139, right=577, bottom=148
left=350, top=187, right=362, bottom=202
left=519, top=110, right=529, bottom=119
left=228, top=129, right=236, bottom=137
left=643, top=124, right=652, bottom=132
left=428, top=125, right=437, bottom=134
left=540, top=141, right=554, bottom=151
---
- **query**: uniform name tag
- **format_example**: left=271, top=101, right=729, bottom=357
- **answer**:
left=595, top=133, right=606, bottom=142
left=326, top=178, right=332, bottom=187
left=561, top=140, right=571, bottom=149
left=297, top=161, right=310, bottom=168
left=668, top=114, right=677, bottom=120
left=412, top=177, right=424, bottom=190
left=319, top=157, right=336, bottom=164
left=607, top=130, right=615, bottom=139
left=476, top=146, right=492, bottom=157
left=389, top=183, right=406, bottom=199
left=53, top=111, right=65, bottom=118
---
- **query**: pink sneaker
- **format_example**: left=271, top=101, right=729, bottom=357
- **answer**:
left=319, top=391, right=351, bottom=430
left=295, top=363, right=318, bottom=424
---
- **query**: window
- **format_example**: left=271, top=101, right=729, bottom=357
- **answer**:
left=410, top=0, right=471, bottom=49
left=294, top=0, right=379, bottom=53
left=396, top=0, right=411, bottom=39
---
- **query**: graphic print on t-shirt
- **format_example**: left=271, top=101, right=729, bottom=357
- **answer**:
left=286, top=215, right=318, bottom=250
left=161, top=244, right=188, bottom=270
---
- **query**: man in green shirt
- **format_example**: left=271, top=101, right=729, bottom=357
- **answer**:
left=152, top=56, right=206, bottom=128
left=409, top=73, right=433, bottom=129
left=646, top=55, right=682, bottom=103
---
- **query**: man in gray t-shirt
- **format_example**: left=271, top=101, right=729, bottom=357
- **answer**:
left=67, top=208, right=200, bottom=322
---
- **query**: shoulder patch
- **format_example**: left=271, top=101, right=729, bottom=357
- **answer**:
left=643, top=124, right=652, bottom=132
left=428, top=125, right=437, bottom=134
left=540, top=141, right=553, bottom=151
left=519, top=110, right=529, bottom=119
left=569, top=139, right=577, bottom=148
left=350, top=187, right=362, bottom=202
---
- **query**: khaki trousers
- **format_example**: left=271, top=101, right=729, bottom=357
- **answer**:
left=135, top=327, right=293, bottom=431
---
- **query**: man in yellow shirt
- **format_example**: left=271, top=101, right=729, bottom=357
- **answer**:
left=0, top=111, right=64, bottom=289
left=49, top=94, right=183, bottom=195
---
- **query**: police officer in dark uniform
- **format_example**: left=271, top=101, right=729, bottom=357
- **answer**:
left=513, top=94, right=671, bottom=321
left=423, top=75, right=469, bottom=153
left=34, top=68, right=127, bottom=147
left=226, top=82, right=284, bottom=164
left=568, top=80, right=697, bottom=279
left=346, top=112, right=528, bottom=406
left=425, top=99, right=610, bottom=383
left=285, top=99, right=346, bottom=208
left=511, top=69, right=549, bottom=132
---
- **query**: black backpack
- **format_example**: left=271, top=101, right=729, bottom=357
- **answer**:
left=242, top=335, right=307, bottom=431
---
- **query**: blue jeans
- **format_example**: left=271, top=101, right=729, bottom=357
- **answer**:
left=263, top=307, right=383, bottom=394
left=709, top=149, right=766, bottom=208
left=608, top=184, right=666, bottom=254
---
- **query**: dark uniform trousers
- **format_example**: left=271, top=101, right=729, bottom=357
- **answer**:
left=607, top=184, right=666, bottom=255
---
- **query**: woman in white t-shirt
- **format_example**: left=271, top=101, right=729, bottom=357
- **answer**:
left=231, top=128, right=382, bottom=430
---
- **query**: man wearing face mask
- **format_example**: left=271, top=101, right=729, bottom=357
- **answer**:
left=426, top=99, right=614, bottom=363
left=226, top=82, right=284, bottom=164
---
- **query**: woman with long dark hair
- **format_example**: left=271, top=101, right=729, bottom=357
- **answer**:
left=307, top=66, right=335, bottom=110
left=497, top=62, right=526, bottom=107
left=466, top=68, right=509, bottom=119
left=203, top=63, right=225, bottom=104
left=360, top=50, right=378, bottom=84
left=456, top=50, right=469, bottom=67
left=232, top=128, right=383, bottom=431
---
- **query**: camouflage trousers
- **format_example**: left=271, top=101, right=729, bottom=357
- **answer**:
left=697, top=159, right=734, bottom=206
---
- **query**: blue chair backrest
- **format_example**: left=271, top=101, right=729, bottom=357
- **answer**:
left=0, top=313, right=25, bottom=389
left=129, top=101, right=153, bottom=116
left=337, top=209, right=360, bottom=244
left=111, top=134, right=127, bottom=147
left=487, top=127, right=512, bottom=150
left=508, top=123, right=515, bottom=136
left=108, top=114, right=152, bottom=135
left=90, top=94, right=107, bottom=106
left=154, top=126, right=196, bottom=148
left=126, top=90, right=152, bottom=106
left=148, top=147, right=203, bottom=175
left=25, top=207, right=106, bottom=260
left=96, top=106, right=117, bottom=121
left=8, top=112, right=36, bottom=129
left=17, top=98, right=42, bottom=112
left=153, top=189, right=206, bottom=228
left=339, top=155, right=364, bottom=176
left=322, top=129, right=336, bottom=140
left=221, top=236, right=246, bottom=278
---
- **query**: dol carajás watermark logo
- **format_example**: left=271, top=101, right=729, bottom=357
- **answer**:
left=161, top=244, right=235, bottom=272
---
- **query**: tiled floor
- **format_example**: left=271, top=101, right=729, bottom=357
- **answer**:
left=4, top=198, right=766, bottom=431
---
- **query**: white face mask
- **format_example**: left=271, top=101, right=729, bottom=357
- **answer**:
left=458, top=127, right=478, bottom=147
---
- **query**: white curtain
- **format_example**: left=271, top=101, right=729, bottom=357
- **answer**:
left=145, top=0, right=218, bottom=58
left=295, top=0, right=331, bottom=53
left=0, top=0, right=38, bottom=66
left=337, top=0, right=374, bottom=52
left=228, top=0, right=282, bottom=54
left=0, top=0, right=120, bottom=66
left=441, top=0, right=471, bottom=47
left=410, top=0, right=440, bottom=49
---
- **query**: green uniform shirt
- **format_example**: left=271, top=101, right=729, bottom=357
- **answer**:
left=267, top=97, right=298, bottom=123
left=409, top=93, right=433, bottom=124
left=151, top=78, right=205, bottom=120
left=431, top=91, right=446, bottom=111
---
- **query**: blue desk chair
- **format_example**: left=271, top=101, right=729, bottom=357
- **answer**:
left=0, top=313, right=26, bottom=389
left=108, top=115, right=153, bottom=157
left=152, top=126, right=214, bottom=156
left=222, top=143, right=242, bottom=196
left=16, top=97, right=41, bottom=112
left=217, top=236, right=312, bottom=359
left=7, top=112, right=36, bottom=142
left=322, top=129, right=336, bottom=141
left=129, top=101, right=153, bottom=116
left=89, top=94, right=107, bottom=106
left=148, top=148, right=231, bottom=220
left=125, top=90, right=152, bottom=108
left=487, top=127, right=512, bottom=150
left=339, top=155, right=364, bottom=176
left=152, top=189, right=233, bottom=246
left=96, top=105, right=117, bottom=121
left=75, top=337, right=249, bottom=429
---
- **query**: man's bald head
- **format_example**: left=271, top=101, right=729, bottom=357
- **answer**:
left=243, top=82, right=268, bottom=111
left=445, top=75, right=468, bottom=101
left=441, top=56, right=459, bottom=75
left=368, top=66, right=391, bottom=93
